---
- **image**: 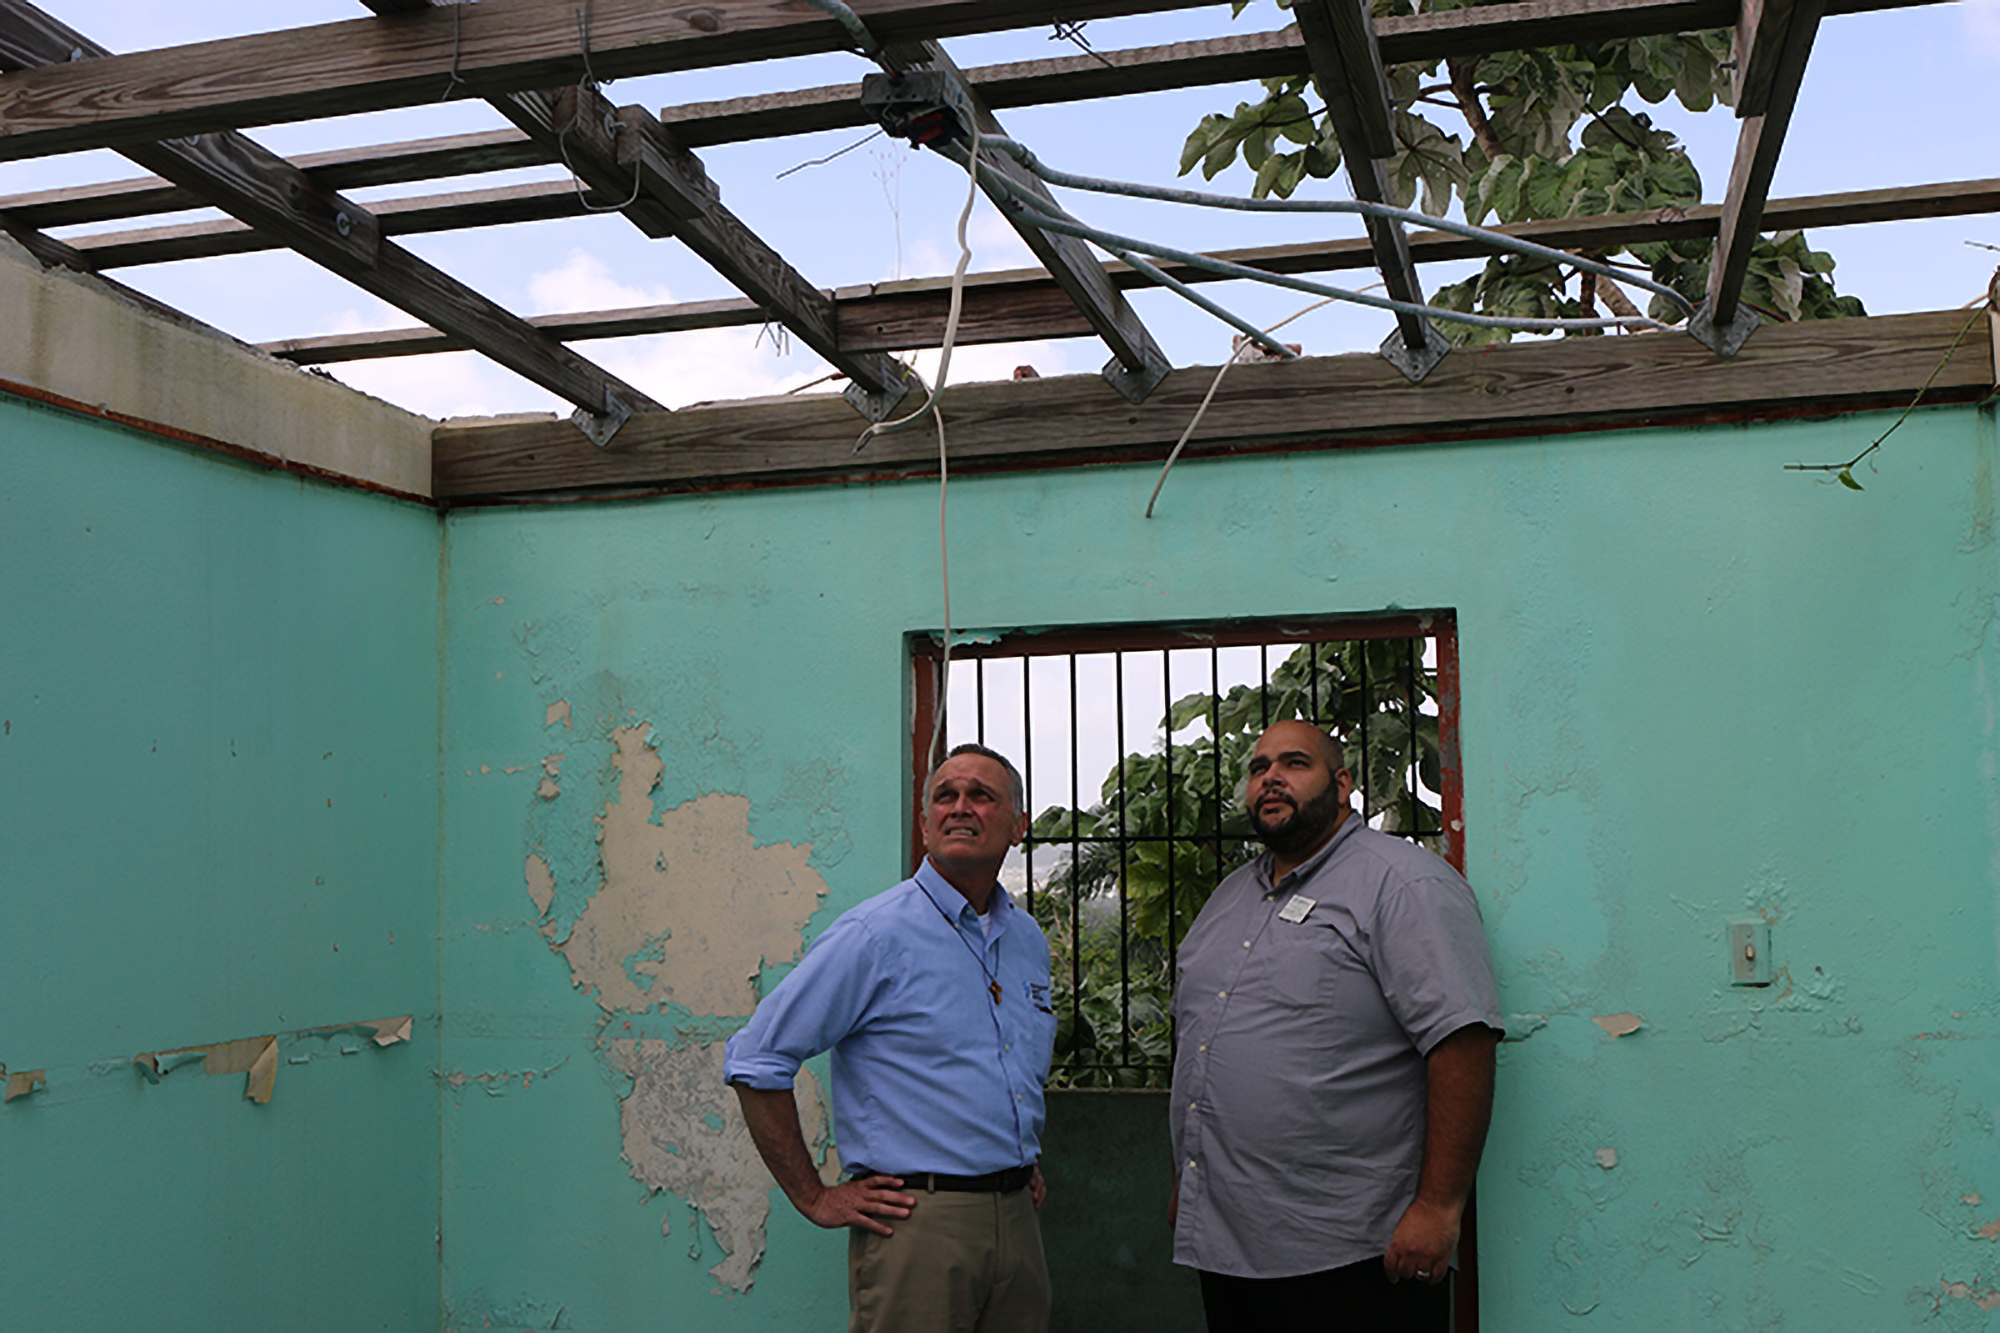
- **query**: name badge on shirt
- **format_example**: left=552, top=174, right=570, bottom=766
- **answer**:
left=1277, top=894, right=1316, bottom=923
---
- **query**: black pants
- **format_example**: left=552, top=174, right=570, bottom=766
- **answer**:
left=1198, top=1259, right=1450, bottom=1333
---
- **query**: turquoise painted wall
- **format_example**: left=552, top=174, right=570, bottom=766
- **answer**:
left=0, top=395, right=443, bottom=1330
left=438, top=401, right=2000, bottom=1331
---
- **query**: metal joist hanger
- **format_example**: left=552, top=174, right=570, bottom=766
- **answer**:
left=862, top=42, right=1173, bottom=404
left=1689, top=0, right=1825, bottom=355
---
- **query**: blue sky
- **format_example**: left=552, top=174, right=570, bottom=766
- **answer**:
left=4, top=0, right=1995, bottom=420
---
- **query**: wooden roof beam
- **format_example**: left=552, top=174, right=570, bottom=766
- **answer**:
left=0, top=0, right=1225, bottom=163
left=429, top=310, right=1993, bottom=500
left=252, top=177, right=2000, bottom=363
left=524, top=81, right=917, bottom=419
left=1293, top=0, right=1448, bottom=381
left=872, top=42, right=1170, bottom=402
left=0, top=1, right=663, bottom=443
left=1689, top=0, right=1823, bottom=353
left=354, top=0, right=915, bottom=418
left=0, top=0, right=1956, bottom=231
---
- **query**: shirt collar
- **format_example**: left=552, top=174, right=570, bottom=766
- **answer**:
left=916, top=857, right=1013, bottom=926
left=1258, top=806, right=1363, bottom=895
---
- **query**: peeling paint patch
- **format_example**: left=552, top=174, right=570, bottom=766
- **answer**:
left=610, top=1038, right=833, bottom=1291
left=537, top=777, right=560, bottom=800
left=1942, top=1280, right=2000, bottom=1311
left=1593, top=1013, right=1644, bottom=1037
left=1502, top=1013, right=1548, bottom=1041
left=133, top=1034, right=278, bottom=1102
left=547, top=699, right=571, bottom=730
left=1595, top=1148, right=1618, bottom=1169
left=525, top=854, right=556, bottom=918
left=1979, top=1218, right=2000, bottom=1240
left=436, top=1057, right=568, bottom=1096
left=554, top=726, right=826, bottom=1015
left=5, top=1067, right=47, bottom=1101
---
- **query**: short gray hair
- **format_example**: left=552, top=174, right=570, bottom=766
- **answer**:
left=933, top=742, right=1026, bottom=818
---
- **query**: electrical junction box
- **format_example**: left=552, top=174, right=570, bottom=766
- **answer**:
left=1729, top=919, right=1772, bottom=986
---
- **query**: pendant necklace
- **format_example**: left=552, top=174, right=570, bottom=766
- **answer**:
left=927, top=891, right=1004, bottom=1004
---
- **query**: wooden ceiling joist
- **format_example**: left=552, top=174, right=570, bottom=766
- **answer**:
left=1691, top=0, right=1824, bottom=353
left=1293, top=0, right=1449, bottom=380
left=250, top=177, right=2000, bottom=364
left=0, top=0, right=665, bottom=439
left=357, top=0, right=914, bottom=418
left=0, top=0, right=1228, bottom=164
left=877, top=41, right=1170, bottom=402
left=430, top=309, right=1993, bottom=500
left=0, top=0, right=1951, bottom=234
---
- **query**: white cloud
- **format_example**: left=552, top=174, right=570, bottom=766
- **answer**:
left=1968, top=0, right=2000, bottom=54
left=312, top=248, right=1081, bottom=418
left=526, top=249, right=673, bottom=314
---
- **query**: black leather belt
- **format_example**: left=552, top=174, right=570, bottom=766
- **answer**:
left=850, top=1165, right=1033, bottom=1194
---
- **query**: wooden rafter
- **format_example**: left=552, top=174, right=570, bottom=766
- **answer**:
left=0, top=0, right=1954, bottom=234
left=0, top=0, right=1230, bottom=163
left=250, top=178, right=2000, bottom=363
left=1292, top=0, right=1447, bottom=379
left=1692, top=0, right=1825, bottom=352
left=357, top=0, right=913, bottom=417
left=876, top=40, right=1170, bottom=402
left=0, top=0, right=664, bottom=439
left=430, top=310, right=1994, bottom=499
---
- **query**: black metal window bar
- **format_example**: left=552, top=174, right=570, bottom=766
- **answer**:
left=909, top=614, right=1461, bottom=1088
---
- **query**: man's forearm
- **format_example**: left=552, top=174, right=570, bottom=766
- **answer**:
left=732, top=1082, right=826, bottom=1214
left=1415, top=1023, right=1500, bottom=1213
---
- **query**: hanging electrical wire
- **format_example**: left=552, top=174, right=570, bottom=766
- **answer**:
left=961, top=143, right=1688, bottom=334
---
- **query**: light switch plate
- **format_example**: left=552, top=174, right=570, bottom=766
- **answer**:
left=1729, top=919, right=1771, bottom=986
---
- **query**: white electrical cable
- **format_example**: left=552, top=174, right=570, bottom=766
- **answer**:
left=921, top=127, right=985, bottom=768
left=1143, top=297, right=1337, bottom=519
left=854, top=126, right=984, bottom=456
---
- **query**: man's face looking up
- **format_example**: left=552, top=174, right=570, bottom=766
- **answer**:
left=1244, top=721, right=1354, bottom=858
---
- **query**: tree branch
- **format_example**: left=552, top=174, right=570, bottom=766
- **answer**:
left=1447, top=57, right=1504, bottom=161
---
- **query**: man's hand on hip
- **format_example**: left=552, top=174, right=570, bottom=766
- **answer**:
left=800, top=1175, right=916, bottom=1235
left=1383, top=1196, right=1459, bottom=1284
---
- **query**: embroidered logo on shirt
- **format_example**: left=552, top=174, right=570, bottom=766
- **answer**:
left=1028, top=981, right=1054, bottom=1013
left=1277, top=894, right=1316, bottom=923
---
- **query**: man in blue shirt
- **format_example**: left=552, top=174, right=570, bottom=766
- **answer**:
left=726, top=743, right=1057, bottom=1333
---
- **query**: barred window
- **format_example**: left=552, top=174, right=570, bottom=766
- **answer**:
left=910, top=613, right=1460, bottom=1088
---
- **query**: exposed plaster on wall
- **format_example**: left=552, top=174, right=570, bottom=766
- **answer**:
left=556, top=726, right=825, bottom=1016
left=611, top=1038, right=834, bottom=1292
left=502, top=703, right=841, bottom=1294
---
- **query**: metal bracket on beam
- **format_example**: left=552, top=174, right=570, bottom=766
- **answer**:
left=571, top=389, right=634, bottom=447
left=859, top=69, right=977, bottom=148
left=1686, top=300, right=1762, bottom=357
left=1102, top=342, right=1171, bottom=405
left=844, top=365, right=922, bottom=423
left=1378, top=321, right=1451, bottom=383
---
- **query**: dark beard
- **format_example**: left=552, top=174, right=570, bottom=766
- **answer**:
left=1251, top=784, right=1344, bottom=857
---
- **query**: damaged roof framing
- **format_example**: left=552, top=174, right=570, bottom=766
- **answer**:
left=0, top=0, right=1989, bottom=467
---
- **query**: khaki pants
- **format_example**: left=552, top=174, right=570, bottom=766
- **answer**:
left=847, top=1186, right=1049, bottom=1333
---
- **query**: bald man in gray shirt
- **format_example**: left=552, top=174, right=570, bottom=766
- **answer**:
left=1169, top=721, right=1503, bottom=1333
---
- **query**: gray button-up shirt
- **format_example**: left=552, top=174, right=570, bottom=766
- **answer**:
left=1169, top=814, right=1502, bottom=1278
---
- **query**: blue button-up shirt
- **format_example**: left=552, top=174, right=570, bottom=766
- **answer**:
left=724, top=858, right=1057, bottom=1175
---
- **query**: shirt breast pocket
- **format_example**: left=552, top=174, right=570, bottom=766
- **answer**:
left=1269, top=917, right=1348, bottom=1007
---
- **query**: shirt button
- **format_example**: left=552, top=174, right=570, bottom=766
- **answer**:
left=1242, top=940, right=1250, bottom=948
left=1218, top=990, right=1227, bottom=999
left=1198, top=1044, right=1207, bottom=1052
left=1189, top=1100, right=1198, bottom=1110
left=1187, top=1160, right=1197, bottom=1169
